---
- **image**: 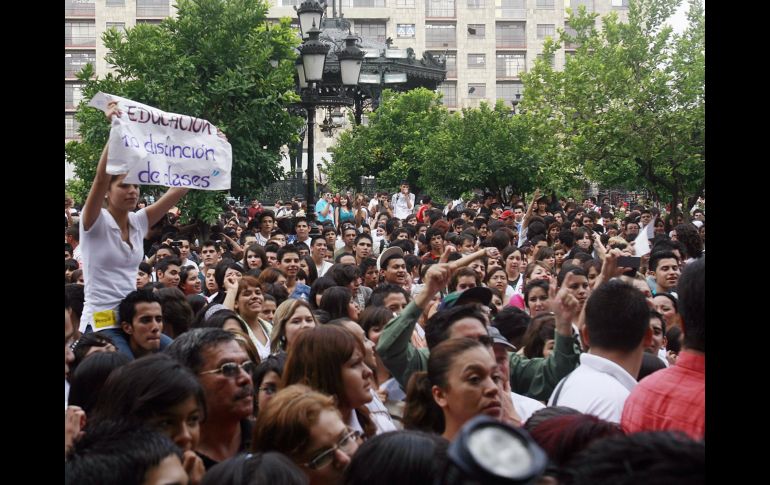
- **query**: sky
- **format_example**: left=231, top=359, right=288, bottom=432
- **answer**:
left=666, top=0, right=704, bottom=34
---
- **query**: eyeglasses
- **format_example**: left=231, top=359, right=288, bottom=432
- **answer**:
left=199, top=361, right=256, bottom=378
left=303, top=429, right=361, bottom=470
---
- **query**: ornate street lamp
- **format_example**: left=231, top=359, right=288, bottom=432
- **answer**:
left=295, top=0, right=324, bottom=39
left=294, top=3, right=364, bottom=221
left=291, top=1, right=445, bottom=220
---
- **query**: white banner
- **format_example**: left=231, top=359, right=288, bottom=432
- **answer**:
left=88, top=92, right=232, bottom=190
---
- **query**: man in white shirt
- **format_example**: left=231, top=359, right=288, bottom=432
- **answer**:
left=391, top=181, right=415, bottom=220
left=310, top=235, right=333, bottom=277
left=548, top=279, right=652, bottom=423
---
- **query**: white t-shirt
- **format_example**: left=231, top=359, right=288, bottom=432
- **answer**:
left=548, top=353, right=637, bottom=424
left=391, top=192, right=415, bottom=220
left=511, top=392, right=545, bottom=423
left=80, top=208, right=149, bottom=332
left=316, top=260, right=333, bottom=277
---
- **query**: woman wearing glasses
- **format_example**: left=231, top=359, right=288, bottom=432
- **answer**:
left=282, top=325, right=377, bottom=440
left=88, top=353, right=207, bottom=484
left=403, top=338, right=505, bottom=441
left=252, top=384, right=362, bottom=485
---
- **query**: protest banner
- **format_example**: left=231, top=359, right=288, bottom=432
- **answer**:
left=88, top=92, right=232, bottom=190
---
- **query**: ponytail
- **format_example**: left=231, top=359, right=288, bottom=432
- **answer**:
left=403, top=371, right=445, bottom=434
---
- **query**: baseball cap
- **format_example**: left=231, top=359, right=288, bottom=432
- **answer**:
left=377, top=246, right=404, bottom=270
left=500, top=210, right=514, bottom=220
left=439, top=287, right=493, bottom=312
left=488, top=325, right=516, bottom=351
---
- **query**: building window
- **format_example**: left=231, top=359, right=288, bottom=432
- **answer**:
left=66, top=114, right=81, bottom=139
left=537, top=52, right=555, bottom=68
left=136, top=19, right=162, bottom=25
left=468, top=53, right=486, bottom=68
left=496, top=52, right=526, bottom=77
left=497, top=0, right=525, bottom=19
left=431, top=52, right=457, bottom=78
left=106, top=22, right=126, bottom=33
left=467, top=0, right=485, bottom=7
left=356, top=21, right=387, bottom=43
left=281, top=0, right=301, bottom=5
left=611, top=0, right=629, bottom=6
left=65, top=0, right=95, bottom=16
left=426, top=23, right=457, bottom=48
left=467, top=24, right=485, bottom=39
left=106, top=0, right=125, bottom=5
left=468, top=83, right=486, bottom=98
left=397, top=24, right=416, bottom=38
left=136, top=0, right=169, bottom=17
left=65, top=51, right=96, bottom=77
left=495, top=22, right=525, bottom=48
left=496, top=82, right=524, bottom=103
left=342, top=0, right=386, bottom=6
left=570, top=0, right=594, bottom=13
left=437, top=82, right=457, bottom=107
left=426, top=0, right=456, bottom=18
left=65, top=83, right=86, bottom=109
left=65, top=21, right=96, bottom=47
left=564, top=23, right=578, bottom=49
left=536, top=0, right=555, bottom=9
left=396, top=0, right=416, bottom=6
left=537, top=24, right=555, bottom=39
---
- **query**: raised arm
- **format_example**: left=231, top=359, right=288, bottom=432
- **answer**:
left=521, top=188, right=541, bottom=231
left=81, top=103, right=121, bottom=232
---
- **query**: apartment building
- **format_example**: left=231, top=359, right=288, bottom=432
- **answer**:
left=65, top=0, right=629, bottom=175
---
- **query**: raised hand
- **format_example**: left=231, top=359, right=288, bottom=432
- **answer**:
left=547, top=273, right=582, bottom=336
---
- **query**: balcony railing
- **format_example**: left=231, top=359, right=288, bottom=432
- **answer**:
left=496, top=8, right=526, bottom=19
left=136, top=6, right=169, bottom=17
left=65, top=3, right=95, bottom=17
left=65, top=36, right=97, bottom=47
left=342, top=0, right=386, bottom=6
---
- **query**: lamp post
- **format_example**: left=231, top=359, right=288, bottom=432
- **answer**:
left=294, top=0, right=363, bottom=222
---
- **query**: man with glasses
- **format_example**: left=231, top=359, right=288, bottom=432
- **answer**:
left=166, top=328, right=256, bottom=470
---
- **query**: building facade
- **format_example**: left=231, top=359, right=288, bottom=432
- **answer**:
left=65, top=0, right=629, bottom=178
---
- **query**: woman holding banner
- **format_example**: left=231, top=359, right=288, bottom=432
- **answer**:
left=78, top=101, right=217, bottom=356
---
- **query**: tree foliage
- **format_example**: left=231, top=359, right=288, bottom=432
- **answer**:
left=330, top=90, right=549, bottom=200
left=64, top=0, right=303, bottom=224
left=421, top=101, right=540, bottom=201
left=328, top=88, right=448, bottom=193
left=521, top=0, right=705, bottom=210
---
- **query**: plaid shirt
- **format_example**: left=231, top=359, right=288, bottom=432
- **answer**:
left=621, top=350, right=705, bottom=440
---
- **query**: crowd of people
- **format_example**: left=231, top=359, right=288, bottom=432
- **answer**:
left=65, top=104, right=705, bottom=485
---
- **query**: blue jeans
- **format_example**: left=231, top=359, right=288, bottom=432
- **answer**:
left=84, top=326, right=173, bottom=360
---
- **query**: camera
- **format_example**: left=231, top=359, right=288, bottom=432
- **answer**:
left=436, top=416, right=547, bottom=485
left=171, top=241, right=181, bottom=248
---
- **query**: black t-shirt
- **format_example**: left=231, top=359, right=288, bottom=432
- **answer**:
left=196, top=418, right=254, bottom=470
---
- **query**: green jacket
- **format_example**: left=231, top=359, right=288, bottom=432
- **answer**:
left=376, top=301, right=581, bottom=401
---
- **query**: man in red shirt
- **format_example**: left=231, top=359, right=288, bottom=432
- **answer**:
left=246, top=199, right=262, bottom=222
left=621, top=257, right=705, bottom=440
left=416, top=195, right=432, bottom=223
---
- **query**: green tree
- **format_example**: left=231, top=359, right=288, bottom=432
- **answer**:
left=521, top=0, right=705, bottom=212
left=328, top=88, right=448, bottom=193
left=420, top=101, right=540, bottom=201
left=64, top=0, right=303, bottom=228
